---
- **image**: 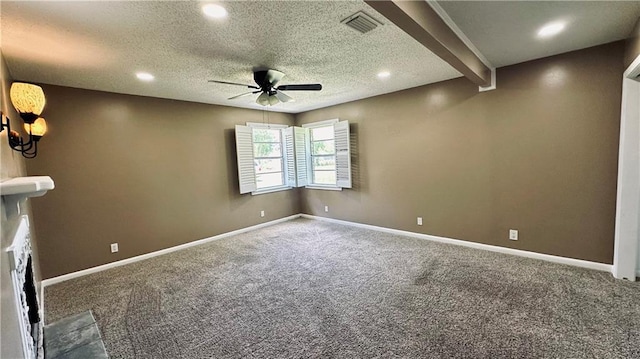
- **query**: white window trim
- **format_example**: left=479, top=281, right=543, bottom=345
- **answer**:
left=247, top=122, right=291, bottom=195
left=251, top=185, right=292, bottom=195
left=305, top=185, right=343, bottom=191
left=246, top=122, right=289, bottom=129
left=303, top=119, right=343, bottom=190
left=301, top=119, right=339, bottom=128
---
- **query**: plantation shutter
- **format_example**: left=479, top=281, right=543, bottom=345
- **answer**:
left=235, top=125, right=256, bottom=194
left=282, top=127, right=309, bottom=188
left=282, top=127, right=296, bottom=187
left=334, top=120, right=351, bottom=188
left=294, top=127, right=309, bottom=187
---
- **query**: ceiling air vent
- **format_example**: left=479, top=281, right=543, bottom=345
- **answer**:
left=341, top=11, right=383, bottom=34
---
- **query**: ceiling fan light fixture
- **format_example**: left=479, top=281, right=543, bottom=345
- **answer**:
left=268, top=94, right=279, bottom=106
left=257, top=92, right=270, bottom=106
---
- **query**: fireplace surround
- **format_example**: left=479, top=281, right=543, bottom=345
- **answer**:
left=7, top=215, right=43, bottom=359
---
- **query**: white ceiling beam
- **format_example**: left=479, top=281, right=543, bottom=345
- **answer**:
left=366, top=0, right=493, bottom=88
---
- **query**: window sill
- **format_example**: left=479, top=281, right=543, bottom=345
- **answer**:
left=304, top=185, right=342, bottom=191
left=251, top=186, right=292, bottom=195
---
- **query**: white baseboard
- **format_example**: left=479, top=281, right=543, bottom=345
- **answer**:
left=42, top=214, right=301, bottom=287
left=300, top=214, right=612, bottom=273
left=42, top=212, right=615, bottom=287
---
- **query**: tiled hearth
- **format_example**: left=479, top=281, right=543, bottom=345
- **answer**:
left=44, top=311, right=108, bottom=359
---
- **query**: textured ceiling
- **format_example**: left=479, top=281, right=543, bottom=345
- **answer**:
left=1, top=1, right=461, bottom=113
left=438, top=0, right=640, bottom=68
left=2, top=1, right=639, bottom=114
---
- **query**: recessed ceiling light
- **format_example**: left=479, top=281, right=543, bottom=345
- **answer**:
left=136, top=72, right=154, bottom=81
left=202, top=4, right=228, bottom=19
left=377, top=71, right=391, bottom=79
left=537, top=21, right=566, bottom=39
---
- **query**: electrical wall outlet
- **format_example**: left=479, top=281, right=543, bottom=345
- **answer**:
left=324, top=206, right=329, bottom=212
left=509, top=229, right=518, bottom=241
left=110, top=243, right=119, bottom=253
left=260, top=210, right=265, bottom=218
left=417, top=217, right=423, bottom=226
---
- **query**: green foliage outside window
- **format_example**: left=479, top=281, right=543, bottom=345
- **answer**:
left=252, top=128, right=284, bottom=189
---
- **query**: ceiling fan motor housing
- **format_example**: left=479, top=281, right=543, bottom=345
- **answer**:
left=253, top=70, right=271, bottom=90
left=254, top=69, right=286, bottom=93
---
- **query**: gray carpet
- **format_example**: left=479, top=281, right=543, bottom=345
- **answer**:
left=45, top=218, right=640, bottom=358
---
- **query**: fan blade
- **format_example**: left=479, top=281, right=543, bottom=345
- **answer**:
left=276, top=84, right=322, bottom=91
left=228, top=91, right=259, bottom=100
left=275, top=91, right=294, bottom=103
left=256, top=92, right=270, bottom=106
left=208, top=80, right=259, bottom=89
left=265, top=69, right=285, bottom=87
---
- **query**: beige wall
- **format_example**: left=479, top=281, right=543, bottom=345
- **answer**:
left=20, top=41, right=626, bottom=281
left=297, top=42, right=624, bottom=264
left=625, top=17, right=640, bottom=69
left=0, top=52, right=37, bottom=359
left=26, top=86, right=300, bottom=278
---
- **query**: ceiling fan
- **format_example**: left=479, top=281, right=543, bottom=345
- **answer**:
left=208, top=69, right=322, bottom=106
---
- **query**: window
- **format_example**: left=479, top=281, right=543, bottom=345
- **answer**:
left=235, top=120, right=350, bottom=195
left=252, top=128, right=284, bottom=189
left=302, top=119, right=351, bottom=189
left=310, top=125, right=336, bottom=185
left=235, top=123, right=289, bottom=194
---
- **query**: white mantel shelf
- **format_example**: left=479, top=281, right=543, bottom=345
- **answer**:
left=1, top=176, right=55, bottom=198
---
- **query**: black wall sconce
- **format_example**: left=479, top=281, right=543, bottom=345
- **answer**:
left=1, top=82, right=48, bottom=159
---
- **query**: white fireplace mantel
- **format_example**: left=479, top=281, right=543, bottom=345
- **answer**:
left=1, top=176, right=54, bottom=217
left=1, top=176, right=54, bottom=197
